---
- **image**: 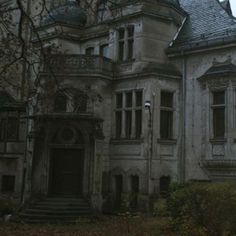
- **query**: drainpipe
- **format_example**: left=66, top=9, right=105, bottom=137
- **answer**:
left=180, top=52, right=187, bottom=184
left=20, top=0, right=32, bottom=206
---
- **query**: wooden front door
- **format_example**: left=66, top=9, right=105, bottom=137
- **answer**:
left=49, top=149, right=84, bottom=196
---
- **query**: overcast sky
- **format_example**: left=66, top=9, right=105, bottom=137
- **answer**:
left=230, top=0, right=236, bottom=16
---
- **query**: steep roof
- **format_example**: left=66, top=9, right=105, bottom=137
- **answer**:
left=169, top=0, right=236, bottom=53
left=220, top=0, right=232, bottom=15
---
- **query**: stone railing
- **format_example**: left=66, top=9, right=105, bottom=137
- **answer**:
left=43, top=54, right=114, bottom=76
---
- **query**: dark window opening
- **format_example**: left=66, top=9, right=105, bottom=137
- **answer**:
left=160, top=110, right=173, bottom=139
left=115, top=175, right=123, bottom=209
left=85, top=47, right=94, bottom=55
left=116, top=111, right=122, bottom=138
left=2, top=175, right=15, bottom=193
left=135, top=110, right=142, bottom=138
left=160, top=91, right=174, bottom=139
left=125, top=92, right=132, bottom=108
left=130, top=175, right=139, bottom=209
left=213, top=91, right=225, bottom=105
left=160, top=176, right=170, bottom=197
left=128, top=39, right=134, bottom=60
left=54, top=93, right=67, bottom=112
left=102, top=171, right=110, bottom=196
left=127, top=25, right=134, bottom=37
left=212, top=91, right=225, bottom=139
left=118, top=42, right=124, bottom=61
left=135, top=91, right=142, bottom=107
left=74, top=93, right=87, bottom=112
left=0, top=116, right=19, bottom=141
left=213, top=108, right=225, bottom=138
left=125, top=111, right=132, bottom=138
left=100, top=44, right=109, bottom=58
left=116, top=93, right=123, bottom=108
left=161, top=91, right=173, bottom=108
left=118, top=28, right=125, bottom=40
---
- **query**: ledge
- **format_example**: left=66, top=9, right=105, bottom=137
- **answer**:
left=202, top=160, right=236, bottom=169
left=209, top=138, right=227, bottom=144
left=157, top=139, right=177, bottom=145
left=110, top=139, right=143, bottom=145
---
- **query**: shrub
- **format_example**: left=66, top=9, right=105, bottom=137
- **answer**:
left=167, top=182, right=236, bottom=235
left=153, top=198, right=168, bottom=217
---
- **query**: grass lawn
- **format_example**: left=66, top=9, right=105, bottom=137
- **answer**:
left=0, top=215, right=175, bottom=236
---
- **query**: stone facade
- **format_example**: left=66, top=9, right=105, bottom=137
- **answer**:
left=1, top=0, right=236, bottom=211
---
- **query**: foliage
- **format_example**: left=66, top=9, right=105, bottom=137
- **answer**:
left=167, top=182, right=236, bottom=236
left=0, top=215, right=174, bottom=236
left=152, top=198, right=168, bottom=217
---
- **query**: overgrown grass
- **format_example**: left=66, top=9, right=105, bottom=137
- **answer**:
left=0, top=215, right=174, bottom=236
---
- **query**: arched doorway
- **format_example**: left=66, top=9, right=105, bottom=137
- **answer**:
left=48, top=125, right=85, bottom=197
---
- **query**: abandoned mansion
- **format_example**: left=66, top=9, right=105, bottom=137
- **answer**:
left=1, top=0, right=236, bottom=212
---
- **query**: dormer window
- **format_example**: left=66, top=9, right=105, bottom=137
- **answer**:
left=118, top=25, right=134, bottom=62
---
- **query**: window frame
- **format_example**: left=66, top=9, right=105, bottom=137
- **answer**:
left=114, top=90, right=143, bottom=140
left=117, top=25, right=135, bottom=62
left=211, top=90, right=226, bottom=139
left=0, top=112, right=20, bottom=142
left=160, top=91, right=174, bottom=140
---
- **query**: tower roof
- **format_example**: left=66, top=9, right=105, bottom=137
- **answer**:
left=42, top=0, right=87, bottom=27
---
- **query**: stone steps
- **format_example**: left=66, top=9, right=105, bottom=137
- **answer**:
left=20, top=197, right=92, bottom=224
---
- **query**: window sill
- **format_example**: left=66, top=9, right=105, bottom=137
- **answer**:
left=157, top=139, right=177, bottom=145
left=117, top=59, right=135, bottom=65
left=110, top=138, right=143, bottom=144
left=209, top=138, right=227, bottom=144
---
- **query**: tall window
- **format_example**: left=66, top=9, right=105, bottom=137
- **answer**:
left=115, top=90, right=142, bottom=139
left=115, top=93, right=123, bottom=139
left=160, top=91, right=174, bottom=139
left=118, top=25, right=134, bottom=61
left=118, top=28, right=125, bottom=61
left=0, top=115, right=20, bottom=141
left=135, top=91, right=142, bottom=138
left=212, top=91, right=225, bottom=138
left=127, top=25, right=134, bottom=60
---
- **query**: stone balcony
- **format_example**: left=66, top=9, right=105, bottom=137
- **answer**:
left=42, top=54, right=114, bottom=78
left=202, top=160, right=236, bottom=179
left=202, top=160, right=236, bottom=170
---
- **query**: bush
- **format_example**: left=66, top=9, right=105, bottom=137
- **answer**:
left=167, top=182, right=236, bottom=235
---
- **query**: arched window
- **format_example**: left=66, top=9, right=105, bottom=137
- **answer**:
left=54, top=93, right=67, bottom=112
